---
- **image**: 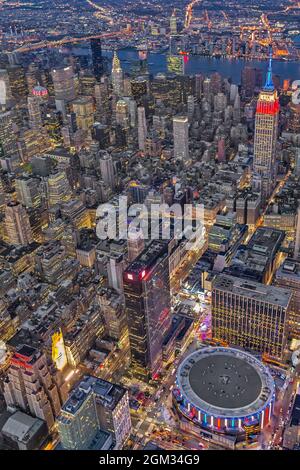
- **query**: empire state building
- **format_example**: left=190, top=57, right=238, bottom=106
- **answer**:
left=253, top=52, right=279, bottom=199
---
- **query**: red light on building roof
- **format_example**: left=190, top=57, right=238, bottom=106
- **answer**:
left=14, top=352, right=31, bottom=362
left=10, top=358, right=32, bottom=369
left=140, top=270, right=146, bottom=279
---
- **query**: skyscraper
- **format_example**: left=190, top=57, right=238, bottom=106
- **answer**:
left=137, top=106, right=147, bottom=151
left=57, top=380, right=100, bottom=450
left=6, top=65, right=27, bottom=99
left=90, top=38, right=104, bottom=80
left=51, top=66, right=76, bottom=102
left=4, top=345, right=62, bottom=430
left=15, top=176, right=41, bottom=208
left=127, top=227, right=145, bottom=262
left=170, top=10, right=178, bottom=35
left=99, top=152, right=115, bottom=189
left=173, top=115, right=189, bottom=164
left=212, top=274, right=291, bottom=360
left=111, top=51, right=123, bottom=97
left=123, top=241, right=172, bottom=380
left=294, top=206, right=300, bottom=260
left=47, top=171, right=72, bottom=207
left=72, top=96, right=94, bottom=131
left=91, top=376, right=132, bottom=449
left=0, top=110, right=18, bottom=157
left=275, top=258, right=300, bottom=340
left=5, top=201, right=33, bottom=246
left=116, top=99, right=129, bottom=128
left=253, top=53, right=279, bottom=198
left=130, top=77, right=148, bottom=105
left=57, top=376, right=131, bottom=450
left=0, top=69, right=13, bottom=107
left=27, top=95, right=42, bottom=129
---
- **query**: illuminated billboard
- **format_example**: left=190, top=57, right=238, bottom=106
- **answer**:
left=52, top=329, right=67, bottom=371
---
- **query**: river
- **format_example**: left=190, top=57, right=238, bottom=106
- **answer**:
left=102, top=47, right=300, bottom=84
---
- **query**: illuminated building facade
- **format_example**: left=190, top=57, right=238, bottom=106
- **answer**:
left=124, top=241, right=171, bottom=380
left=137, top=106, right=147, bottom=151
left=51, top=66, right=76, bottom=102
left=99, top=152, right=115, bottom=189
left=64, top=305, right=104, bottom=367
left=212, top=274, right=291, bottom=360
left=0, top=110, right=18, bottom=158
left=111, top=51, right=123, bottom=97
left=116, top=99, right=129, bottom=128
left=57, top=380, right=100, bottom=450
left=0, top=69, right=13, bottom=107
left=173, top=348, right=275, bottom=449
left=15, top=176, right=41, bottom=209
left=170, top=10, right=178, bottom=35
left=5, top=201, right=33, bottom=246
left=32, top=84, right=48, bottom=99
left=275, top=258, right=300, bottom=340
left=225, top=226, right=285, bottom=284
left=91, top=376, right=132, bottom=449
left=173, top=115, right=189, bottom=164
left=52, top=329, right=67, bottom=371
left=35, top=241, right=66, bottom=285
left=27, top=95, right=42, bottom=129
left=97, top=287, right=127, bottom=342
left=6, top=65, right=27, bottom=99
left=72, top=96, right=94, bottom=131
left=3, top=345, right=62, bottom=430
left=167, top=55, right=184, bottom=76
left=46, top=171, right=72, bottom=207
left=253, top=54, right=279, bottom=198
left=131, top=77, right=148, bottom=105
left=57, top=375, right=131, bottom=450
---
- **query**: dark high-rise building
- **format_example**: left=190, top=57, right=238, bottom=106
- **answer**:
left=241, top=66, right=262, bottom=99
left=7, top=65, right=27, bottom=98
left=90, top=38, right=104, bottom=80
left=130, top=77, right=148, bottom=104
left=123, top=241, right=172, bottom=380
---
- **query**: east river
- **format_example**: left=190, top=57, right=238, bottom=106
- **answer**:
left=102, top=47, right=300, bottom=84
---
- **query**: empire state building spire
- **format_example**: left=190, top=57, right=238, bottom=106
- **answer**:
left=264, top=48, right=275, bottom=91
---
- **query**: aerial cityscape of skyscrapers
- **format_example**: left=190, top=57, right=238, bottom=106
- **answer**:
left=0, top=0, right=299, bottom=457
